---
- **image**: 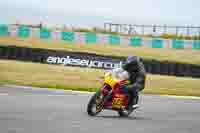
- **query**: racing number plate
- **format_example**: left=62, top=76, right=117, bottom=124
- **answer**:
left=112, top=97, right=124, bottom=109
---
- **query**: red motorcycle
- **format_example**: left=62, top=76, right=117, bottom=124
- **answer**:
left=87, top=68, right=138, bottom=117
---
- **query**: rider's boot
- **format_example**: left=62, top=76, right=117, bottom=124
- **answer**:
left=128, top=94, right=139, bottom=110
left=132, top=104, right=139, bottom=109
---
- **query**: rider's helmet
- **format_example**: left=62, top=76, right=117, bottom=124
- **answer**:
left=123, top=55, right=140, bottom=72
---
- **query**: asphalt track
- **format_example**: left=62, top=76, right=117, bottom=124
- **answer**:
left=0, top=85, right=200, bottom=133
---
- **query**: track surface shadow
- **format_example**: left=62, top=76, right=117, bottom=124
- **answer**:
left=87, top=114, right=153, bottom=121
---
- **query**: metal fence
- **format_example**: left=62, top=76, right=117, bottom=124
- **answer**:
left=104, top=23, right=200, bottom=36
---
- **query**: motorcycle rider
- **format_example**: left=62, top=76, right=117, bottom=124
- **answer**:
left=122, top=55, right=146, bottom=109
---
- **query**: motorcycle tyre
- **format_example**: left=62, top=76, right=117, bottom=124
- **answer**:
left=87, top=91, right=101, bottom=116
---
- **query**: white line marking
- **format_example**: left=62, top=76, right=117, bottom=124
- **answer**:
left=64, top=90, right=94, bottom=94
left=2, top=84, right=200, bottom=99
left=0, top=93, right=8, bottom=96
left=47, top=95, right=67, bottom=96
left=162, top=95, right=200, bottom=100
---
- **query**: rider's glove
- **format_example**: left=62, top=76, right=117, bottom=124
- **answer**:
left=120, top=84, right=129, bottom=92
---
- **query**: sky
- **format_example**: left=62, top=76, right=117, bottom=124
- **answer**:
left=0, top=0, right=199, bottom=28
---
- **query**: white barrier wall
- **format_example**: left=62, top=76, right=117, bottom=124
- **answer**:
left=0, top=24, right=200, bottom=50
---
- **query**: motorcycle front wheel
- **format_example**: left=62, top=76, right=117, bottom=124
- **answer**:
left=87, top=91, right=103, bottom=116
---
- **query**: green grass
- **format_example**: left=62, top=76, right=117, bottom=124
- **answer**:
left=0, top=59, right=200, bottom=96
left=0, top=36, right=200, bottom=65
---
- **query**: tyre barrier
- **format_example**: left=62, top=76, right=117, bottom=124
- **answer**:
left=0, top=45, right=200, bottom=78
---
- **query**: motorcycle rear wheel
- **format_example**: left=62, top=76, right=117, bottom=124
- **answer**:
left=118, top=95, right=139, bottom=117
left=118, top=109, right=133, bottom=117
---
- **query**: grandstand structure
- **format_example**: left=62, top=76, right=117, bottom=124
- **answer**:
left=104, top=23, right=200, bottom=36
